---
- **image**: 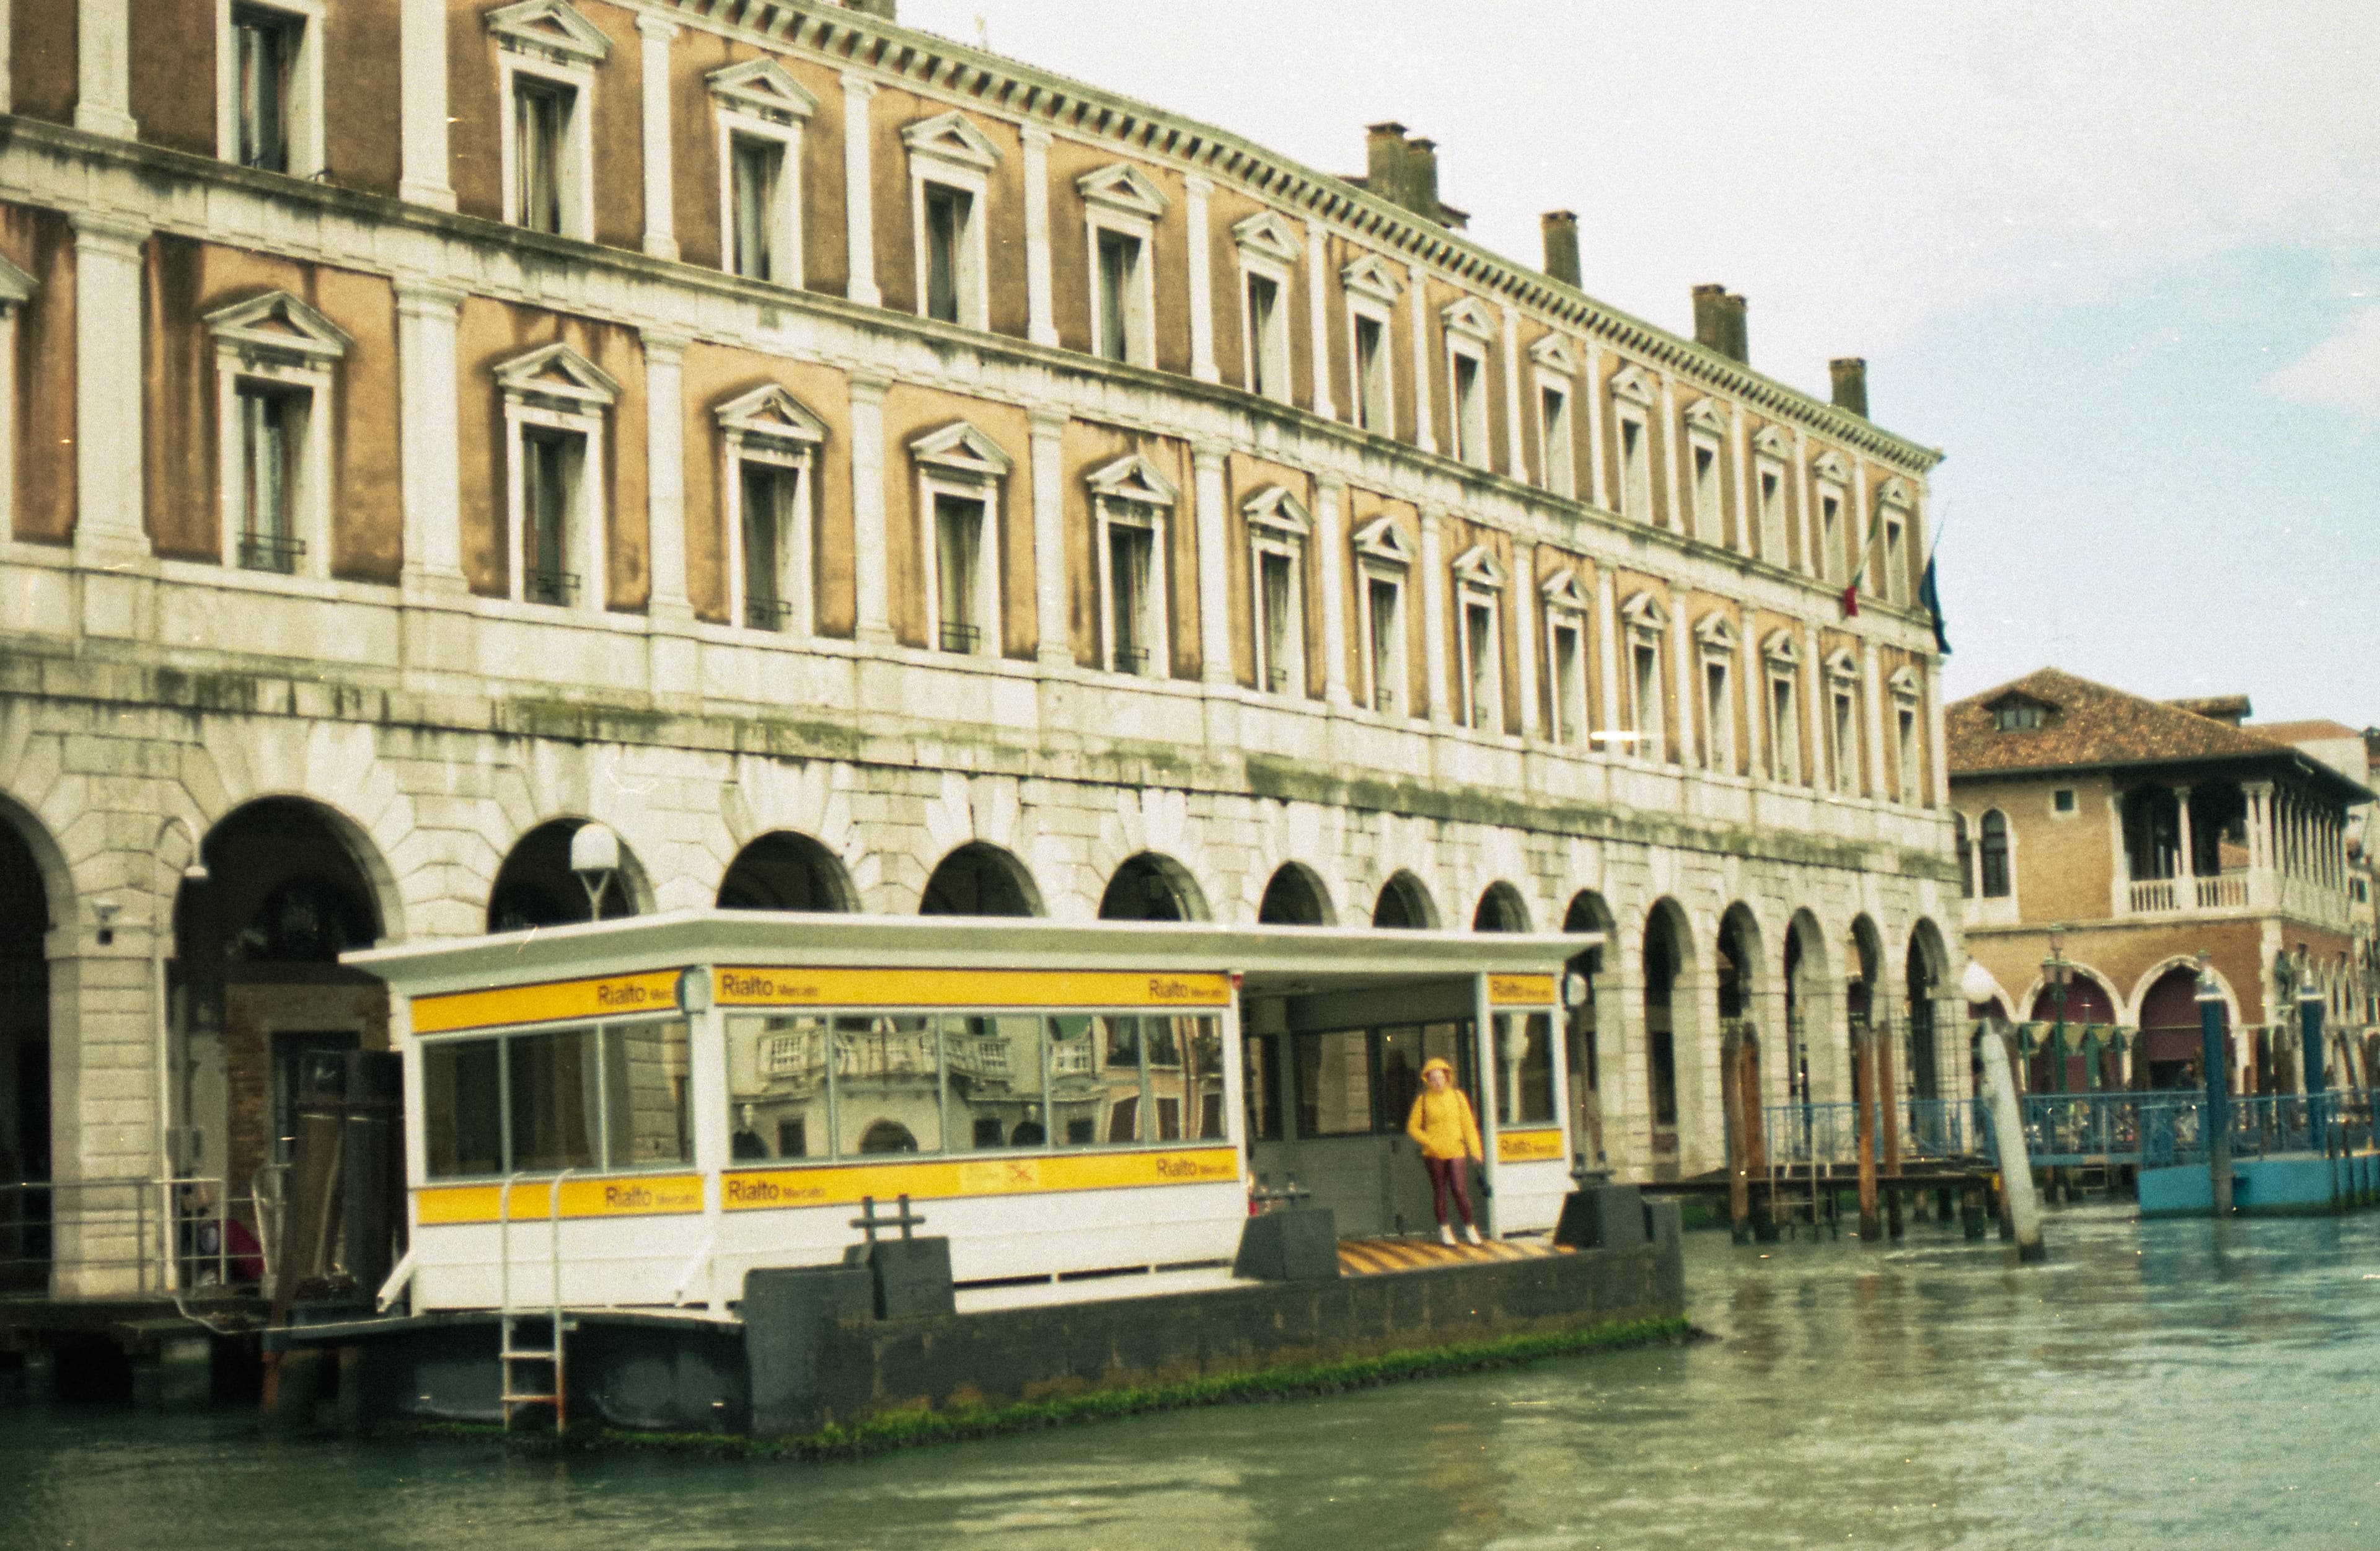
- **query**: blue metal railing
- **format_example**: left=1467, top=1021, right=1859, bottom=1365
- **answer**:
left=1760, top=1092, right=2376, bottom=1170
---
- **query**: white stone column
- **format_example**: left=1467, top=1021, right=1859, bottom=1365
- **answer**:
left=1512, top=539, right=1538, bottom=738
left=1595, top=568, right=1621, bottom=745
left=2176, top=787, right=2197, bottom=887
left=1861, top=639, right=1886, bottom=800
left=1406, top=262, right=1435, bottom=455
left=1660, top=372, right=1684, bottom=532
left=1670, top=593, right=1696, bottom=767
left=396, top=278, right=467, bottom=592
left=643, top=330, right=692, bottom=619
left=1029, top=407, right=1068, bottom=664
left=1022, top=128, right=1057, bottom=348
left=1801, top=620, right=1825, bottom=789
left=1185, top=174, right=1218, bottom=382
left=71, top=211, right=149, bottom=572
left=1316, top=477, right=1349, bottom=705
left=1420, top=508, right=1450, bottom=724
left=1303, top=218, right=1334, bottom=421
left=1499, top=303, right=1525, bottom=480
left=1793, top=425, right=1815, bottom=575
left=399, top=0, right=455, bottom=209
left=75, top=0, right=135, bottom=139
left=1852, top=451, right=1872, bottom=596
left=841, top=74, right=881, bottom=308
left=1582, top=339, right=1608, bottom=510
left=1740, top=616, right=1765, bottom=779
left=638, top=17, right=679, bottom=261
left=849, top=370, right=892, bottom=643
left=1926, top=658, right=1950, bottom=806
left=1730, top=403, right=1752, bottom=554
left=1193, top=441, right=1232, bottom=686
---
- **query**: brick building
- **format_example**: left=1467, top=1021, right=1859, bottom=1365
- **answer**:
left=0, top=0, right=1955, bottom=1294
left=1949, top=669, right=2373, bottom=1091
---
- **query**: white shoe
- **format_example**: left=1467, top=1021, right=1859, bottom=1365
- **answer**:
left=1439, top=1224, right=1457, bottom=1246
left=1464, top=1224, right=1483, bottom=1246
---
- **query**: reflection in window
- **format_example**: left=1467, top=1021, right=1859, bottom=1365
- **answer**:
left=1494, top=1012, right=1556, bottom=1125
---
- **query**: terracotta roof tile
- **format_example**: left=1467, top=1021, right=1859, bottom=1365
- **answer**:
left=1947, top=668, right=2373, bottom=803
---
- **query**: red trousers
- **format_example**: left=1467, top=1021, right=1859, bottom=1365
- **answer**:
left=1425, top=1155, right=1474, bottom=1226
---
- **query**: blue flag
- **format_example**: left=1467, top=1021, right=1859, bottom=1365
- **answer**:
left=1918, top=556, right=1950, bottom=655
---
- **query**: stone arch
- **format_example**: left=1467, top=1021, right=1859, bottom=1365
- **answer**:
left=715, top=755, right=877, bottom=915
left=1472, top=881, right=1530, bottom=932
left=0, top=792, right=71, bottom=953
left=1372, top=870, right=1439, bottom=930
left=920, top=841, right=1044, bottom=917
left=1641, top=896, right=1698, bottom=1176
left=0, top=796, right=66, bottom=1209
left=1559, top=890, right=1617, bottom=1167
left=716, top=831, right=858, bottom=912
left=1256, top=862, right=1334, bottom=926
left=1905, top=917, right=1954, bottom=1100
left=1098, top=852, right=1210, bottom=923
left=1783, top=908, right=1834, bottom=1103
left=1716, top=903, right=1763, bottom=1020
left=2133, top=957, right=2237, bottom=1090
left=487, top=817, right=654, bottom=930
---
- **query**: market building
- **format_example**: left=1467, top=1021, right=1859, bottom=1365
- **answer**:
left=1948, top=669, right=2374, bottom=1093
left=0, top=0, right=1955, bottom=1299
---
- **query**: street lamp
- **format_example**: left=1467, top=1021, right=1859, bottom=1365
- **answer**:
left=569, top=822, right=620, bottom=921
left=153, top=815, right=210, bottom=1294
left=2040, top=925, right=2073, bottom=1095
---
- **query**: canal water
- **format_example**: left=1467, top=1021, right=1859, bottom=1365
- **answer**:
left=7, top=1203, right=2378, bottom=1549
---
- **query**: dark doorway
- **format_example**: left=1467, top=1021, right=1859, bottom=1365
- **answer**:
left=717, top=832, right=853, bottom=912
left=1258, top=864, right=1330, bottom=926
left=489, top=819, right=642, bottom=930
left=920, top=842, right=1039, bottom=917
left=1098, top=854, right=1199, bottom=922
left=1373, top=872, right=1434, bottom=930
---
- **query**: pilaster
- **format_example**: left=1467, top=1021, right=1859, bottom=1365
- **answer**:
left=1021, top=128, right=1056, bottom=347
left=1303, top=218, right=1334, bottom=421
left=638, top=17, right=680, bottom=262
left=848, top=370, right=893, bottom=643
left=642, top=329, right=693, bottom=622
left=71, top=210, right=151, bottom=578
left=1499, top=302, right=1525, bottom=480
left=400, top=0, right=456, bottom=210
left=1419, top=508, right=1450, bottom=725
left=75, top=0, right=136, bottom=140
left=1193, top=441, right=1232, bottom=687
left=1512, top=539, right=1538, bottom=740
left=1315, top=477, right=1350, bottom=706
left=1595, top=568, right=1621, bottom=744
left=841, top=74, right=881, bottom=308
left=1185, top=175, right=1217, bottom=382
left=395, top=277, right=469, bottom=596
left=1029, top=407, right=1068, bottom=665
left=1406, top=262, right=1435, bottom=456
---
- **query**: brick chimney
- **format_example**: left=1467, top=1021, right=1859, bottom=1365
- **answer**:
left=1541, top=212, right=1580, bottom=287
left=1692, top=285, right=1748, bottom=364
left=1357, top=123, right=1463, bottom=229
left=1830, top=357, right=1868, bottom=418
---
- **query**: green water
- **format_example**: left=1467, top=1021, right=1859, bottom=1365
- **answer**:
left=7, top=1204, right=2379, bottom=1549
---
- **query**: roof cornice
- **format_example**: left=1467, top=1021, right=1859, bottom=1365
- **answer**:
left=645, top=0, right=1945, bottom=474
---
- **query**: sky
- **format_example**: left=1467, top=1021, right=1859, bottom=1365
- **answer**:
left=899, top=0, right=2380, bottom=727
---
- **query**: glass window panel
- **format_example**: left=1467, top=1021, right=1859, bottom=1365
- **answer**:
left=834, top=1014, right=941, bottom=1157
left=1495, top=1012, right=1556, bottom=1126
left=925, top=183, right=968, bottom=323
left=731, top=133, right=777, bottom=279
left=506, top=1026, right=601, bottom=1173
left=423, top=1038, right=502, bottom=1178
left=1046, top=1014, right=1142, bottom=1146
left=1293, top=1029, right=1373, bottom=1137
left=940, top=1014, right=1047, bottom=1149
left=1150, top=1014, right=1225, bottom=1141
left=725, top=1012, right=829, bottom=1161
left=600, top=1019, right=692, bottom=1167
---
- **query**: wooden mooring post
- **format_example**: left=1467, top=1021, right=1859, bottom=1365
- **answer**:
left=1854, top=1027, right=1881, bottom=1244
left=1879, top=1025, right=1903, bottom=1240
left=1722, top=1027, right=1752, bottom=1244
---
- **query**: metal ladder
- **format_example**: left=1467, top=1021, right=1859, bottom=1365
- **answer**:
left=498, top=1171, right=573, bottom=1431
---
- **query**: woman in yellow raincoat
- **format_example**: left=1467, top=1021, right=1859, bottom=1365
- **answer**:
left=1404, top=1057, right=1483, bottom=1245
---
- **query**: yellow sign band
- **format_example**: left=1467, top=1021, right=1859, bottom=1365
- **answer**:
left=1488, top=974, right=1558, bottom=1007
left=413, top=971, right=683, bottom=1036
left=721, top=1146, right=1240, bottom=1211
left=416, top=1173, right=705, bottom=1226
left=1495, top=1127, right=1566, bottom=1163
left=714, top=966, right=1233, bottom=1010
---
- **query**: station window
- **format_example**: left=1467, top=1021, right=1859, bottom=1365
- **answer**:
left=721, top=1010, right=1225, bottom=1160
left=1492, top=1012, right=1556, bottom=1126
left=421, top=1019, right=692, bottom=1178
left=1292, top=1022, right=1475, bottom=1139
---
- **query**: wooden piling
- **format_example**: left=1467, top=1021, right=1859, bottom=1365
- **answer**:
left=1722, top=1028, right=1751, bottom=1244
left=1880, top=1028, right=1903, bottom=1239
left=1743, top=1035, right=1776, bottom=1242
left=1855, top=1028, right=1881, bottom=1243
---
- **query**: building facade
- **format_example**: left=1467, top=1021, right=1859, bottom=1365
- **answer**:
left=1949, top=669, right=2373, bottom=1092
left=0, top=0, right=1955, bottom=1294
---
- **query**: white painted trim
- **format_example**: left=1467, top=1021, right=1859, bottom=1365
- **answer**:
left=495, top=35, right=599, bottom=241
left=1092, top=486, right=1171, bottom=679
left=1445, top=334, right=1491, bottom=471
left=907, top=116, right=995, bottom=333
left=1533, top=366, right=1575, bottom=499
left=1082, top=199, right=1158, bottom=368
left=1246, top=485, right=1309, bottom=698
left=715, top=383, right=825, bottom=637
left=713, top=85, right=806, bottom=288
left=206, top=288, right=348, bottom=582
left=215, top=0, right=326, bottom=179
left=1233, top=224, right=1295, bottom=404
left=495, top=342, right=617, bottom=611
left=912, top=421, right=1010, bottom=657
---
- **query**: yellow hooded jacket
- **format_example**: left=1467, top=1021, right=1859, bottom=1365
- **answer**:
left=1404, top=1058, right=1482, bottom=1162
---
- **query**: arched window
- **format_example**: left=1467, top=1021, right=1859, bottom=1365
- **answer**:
left=1954, top=812, right=1973, bottom=899
left=857, top=1120, right=918, bottom=1154
left=1979, top=810, right=2011, bottom=898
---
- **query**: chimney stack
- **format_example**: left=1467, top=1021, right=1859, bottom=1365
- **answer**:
left=844, top=0, right=898, bottom=18
left=1691, top=285, right=1749, bottom=364
left=1541, top=212, right=1580, bottom=287
left=1830, top=357, right=1868, bottom=418
left=1358, top=123, right=1463, bottom=229
left=1408, top=138, right=1441, bottom=221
